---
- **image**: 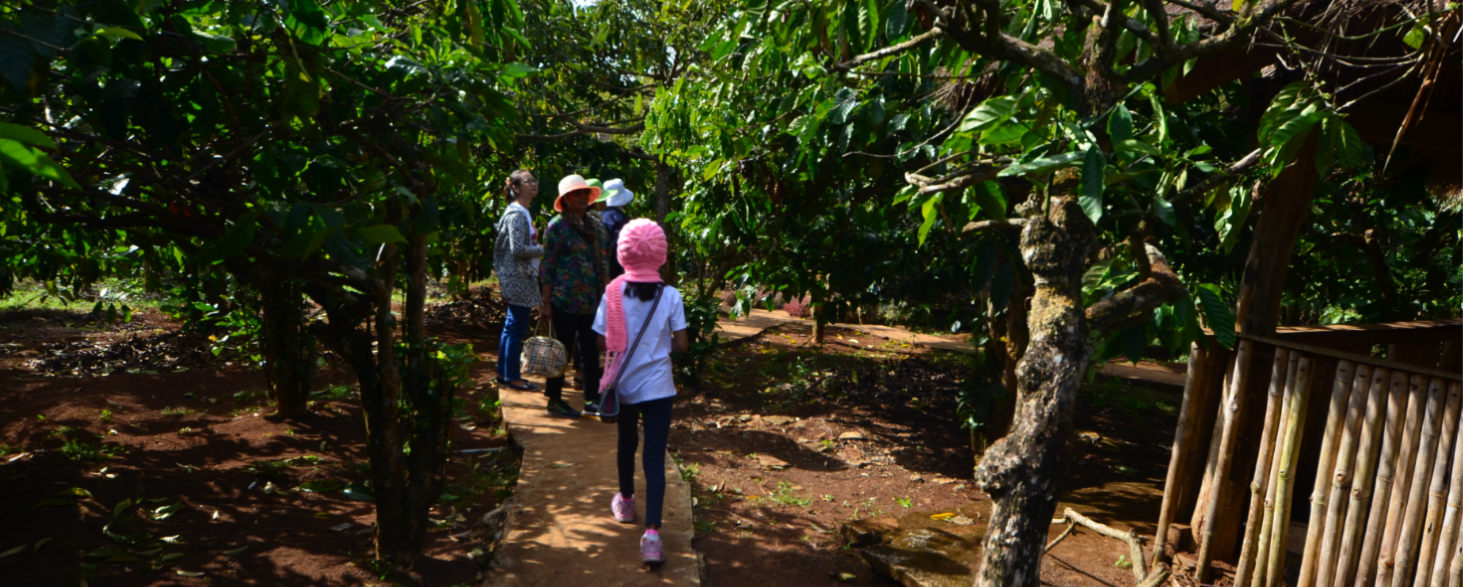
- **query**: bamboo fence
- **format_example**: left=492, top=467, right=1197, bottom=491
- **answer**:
left=1153, top=329, right=1462, bottom=586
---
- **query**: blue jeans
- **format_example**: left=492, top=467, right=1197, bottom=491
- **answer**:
left=618, top=396, right=674, bottom=528
left=497, top=304, right=531, bottom=382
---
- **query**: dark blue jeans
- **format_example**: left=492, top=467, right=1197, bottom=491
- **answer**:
left=496, top=304, right=531, bottom=382
left=618, top=396, right=674, bottom=528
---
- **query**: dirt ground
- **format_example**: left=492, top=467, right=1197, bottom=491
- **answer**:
left=0, top=301, right=1182, bottom=587
left=671, top=322, right=1181, bottom=587
left=0, top=308, right=515, bottom=587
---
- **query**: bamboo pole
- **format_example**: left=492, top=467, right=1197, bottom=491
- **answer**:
left=1235, top=348, right=1293, bottom=587
left=1193, top=348, right=1238, bottom=534
left=1381, top=376, right=1448, bottom=587
left=1332, top=367, right=1394, bottom=587
left=1267, top=355, right=1315, bottom=587
left=1313, top=363, right=1371, bottom=587
left=1451, top=521, right=1463, bottom=587
left=1429, top=383, right=1463, bottom=587
left=1411, top=380, right=1462, bottom=587
left=1252, top=352, right=1302, bottom=587
left=1154, top=342, right=1215, bottom=564
left=1196, top=339, right=1256, bottom=584
left=1357, top=371, right=1423, bottom=587
left=1299, top=361, right=1360, bottom=587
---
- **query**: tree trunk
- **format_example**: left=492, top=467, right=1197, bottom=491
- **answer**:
left=310, top=194, right=462, bottom=570
left=654, top=160, right=672, bottom=225
left=260, top=278, right=316, bottom=417
left=974, top=198, right=1094, bottom=587
left=1233, top=133, right=1320, bottom=335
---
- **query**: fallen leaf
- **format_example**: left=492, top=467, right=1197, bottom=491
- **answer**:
left=223, top=546, right=248, bottom=556
left=0, top=544, right=27, bottom=559
left=838, top=573, right=858, bottom=582
left=159, top=552, right=185, bottom=562
left=551, top=462, right=575, bottom=468
left=342, top=483, right=375, bottom=502
left=33, top=538, right=52, bottom=552
left=929, top=512, right=956, bottom=520
left=211, top=510, right=220, bottom=520
left=161, top=535, right=183, bottom=543
left=328, top=523, right=354, bottom=532
left=57, top=487, right=93, bottom=498
left=175, top=570, right=205, bottom=577
left=313, top=511, right=333, bottom=519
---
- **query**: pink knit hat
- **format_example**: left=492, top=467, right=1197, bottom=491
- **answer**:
left=617, top=219, right=667, bottom=282
left=601, top=219, right=666, bottom=393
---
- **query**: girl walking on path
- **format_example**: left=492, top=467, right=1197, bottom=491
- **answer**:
left=539, top=175, right=610, bottom=418
left=492, top=170, right=543, bottom=391
left=593, top=219, right=688, bottom=564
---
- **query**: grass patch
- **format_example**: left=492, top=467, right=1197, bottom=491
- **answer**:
left=159, top=406, right=199, bottom=417
left=310, top=384, right=356, bottom=400
left=679, top=461, right=700, bottom=483
left=769, top=480, right=811, bottom=507
left=60, top=439, right=123, bottom=461
left=245, top=455, right=326, bottom=479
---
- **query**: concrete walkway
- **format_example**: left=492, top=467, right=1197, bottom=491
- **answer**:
left=487, top=377, right=698, bottom=587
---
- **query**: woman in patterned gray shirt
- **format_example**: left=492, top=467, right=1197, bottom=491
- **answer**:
left=493, top=170, right=545, bottom=391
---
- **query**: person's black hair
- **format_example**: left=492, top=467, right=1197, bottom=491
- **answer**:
left=505, top=169, right=533, bottom=202
left=624, top=281, right=661, bottom=302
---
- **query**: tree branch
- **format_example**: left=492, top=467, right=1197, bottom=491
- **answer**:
left=964, top=218, right=1029, bottom=234
left=1163, top=0, right=1236, bottom=28
left=1120, top=0, right=1307, bottom=84
left=832, top=27, right=944, bottom=72
left=1167, top=149, right=1261, bottom=204
left=1085, top=243, right=1188, bottom=334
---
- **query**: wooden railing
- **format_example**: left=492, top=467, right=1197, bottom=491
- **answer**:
left=1152, top=319, right=1462, bottom=586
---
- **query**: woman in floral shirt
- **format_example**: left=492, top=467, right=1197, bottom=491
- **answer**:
left=539, top=174, right=609, bottom=418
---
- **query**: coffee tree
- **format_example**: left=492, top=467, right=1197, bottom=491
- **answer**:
left=0, top=0, right=524, bottom=566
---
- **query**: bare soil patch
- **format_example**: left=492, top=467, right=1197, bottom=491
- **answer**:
left=0, top=310, right=516, bottom=586
left=671, top=322, right=1180, bottom=587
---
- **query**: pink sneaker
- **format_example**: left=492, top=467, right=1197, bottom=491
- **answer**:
left=611, top=492, right=635, bottom=523
left=640, top=529, right=664, bottom=563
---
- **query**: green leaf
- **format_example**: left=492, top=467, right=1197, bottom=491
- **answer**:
left=198, top=216, right=258, bottom=264
left=499, top=63, right=538, bottom=79
left=886, top=0, right=911, bottom=38
left=357, top=224, right=406, bottom=244
left=0, top=139, right=80, bottom=189
left=112, top=498, right=133, bottom=519
left=1114, top=139, right=1161, bottom=157
left=917, top=192, right=942, bottom=247
left=149, top=504, right=183, bottom=521
left=342, top=482, right=375, bottom=502
left=192, top=32, right=236, bottom=54
left=1335, top=119, right=1366, bottom=168
left=1119, top=322, right=1148, bottom=365
left=0, top=123, right=55, bottom=148
left=1195, top=284, right=1235, bottom=349
left=972, top=181, right=1006, bottom=221
left=298, top=479, right=345, bottom=493
left=422, top=151, right=473, bottom=185
left=979, top=123, right=1029, bottom=146
left=95, top=27, right=144, bottom=42
left=1153, top=194, right=1177, bottom=227
left=997, top=151, right=1083, bottom=178
left=1147, top=87, right=1168, bottom=142
left=1403, top=22, right=1427, bottom=50
left=1269, top=103, right=1321, bottom=149
left=1107, top=104, right=1133, bottom=144
left=958, top=96, right=1017, bottom=134
left=1080, top=147, right=1105, bottom=223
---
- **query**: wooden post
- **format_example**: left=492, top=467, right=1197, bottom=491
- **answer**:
left=1298, top=360, right=1359, bottom=587
left=1193, top=354, right=1238, bottom=531
left=1235, top=348, right=1292, bottom=587
left=1196, top=339, right=1256, bottom=583
left=1379, top=376, right=1448, bottom=587
left=1332, top=367, right=1393, bottom=587
left=1155, top=342, right=1218, bottom=564
left=1357, top=371, right=1423, bottom=587
left=1407, top=379, right=1461, bottom=587
left=1267, top=355, right=1315, bottom=587
left=1253, top=352, right=1301, bottom=587
left=1312, top=363, right=1370, bottom=587
left=1428, top=382, right=1463, bottom=587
